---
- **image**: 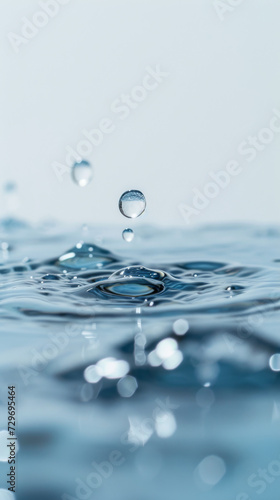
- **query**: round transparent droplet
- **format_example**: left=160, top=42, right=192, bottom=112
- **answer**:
left=119, top=190, right=146, bottom=218
left=122, top=228, right=134, bottom=242
left=72, top=160, right=93, bottom=187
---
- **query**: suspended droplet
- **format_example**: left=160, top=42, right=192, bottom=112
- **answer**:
left=72, top=160, right=93, bottom=187
left=119, top=190, right=146, bottom=218
left=122, top=228, right=134, bottom=242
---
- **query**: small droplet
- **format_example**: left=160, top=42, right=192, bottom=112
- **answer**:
left=119, top=190, right=146, bottom=218
left=72, top=160, right=93, bottom=187
left=122, top=228, right=134, bottom=242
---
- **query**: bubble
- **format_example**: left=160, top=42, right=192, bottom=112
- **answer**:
left=0, top=490, right=16, bottom=500
left=155, top=411, right=177, bottom=438
left=84, top=365, right=102, bottom=384
left=122, top=228, right=134, bottom=242
left=196, top=387, right=215, bottom=409
left=148, top=350, right=162, bottom=367
left=196, top=455, right=226, bottom=486
left=173, top=318, right=189, bottom=336
left=269, top=353, right=280, bottom=371
left=117, top=375, right=138, bottom=397
left=119, top=190, right=146, bottom=218
left=156, top=338, right=178, bottom=360
left=162, top=350, right=183, bottom=370
left=72, top=160, right=93, bottom=187
left=3, top=181, right=17, bottom=193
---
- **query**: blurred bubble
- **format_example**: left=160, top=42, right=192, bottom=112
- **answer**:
left=173, top=318, right=189, bottom=336
left=162, top=350, right=183, bottom=370
left=155, top=411, right=177, bottom=438
left=1, top=242, right=9, bottom=251
left=269, top=353, right=280, bottom=371
left=3, top=181, right=17, bottom=193
left=128, top=416, right=153, bottom=446
left=96, top=357, right=130, bottom=379
left=0, top=490, right=16, bottom=500
left=196, top=455, right=226, bottom=486
left=196, top=387, right=215, bottom=409
left=84, top=365, right=101, bottom=384
left=80, top=383, right=94, bottom=402
left=196, top=363, right=219, bottom=385
left=147, top=350, right=162, bottom=367
left=117, top=375, right=138, bottom=398
left=156, top=338, right=178, bottom=360
left=135, top=448, right=162, bottom=479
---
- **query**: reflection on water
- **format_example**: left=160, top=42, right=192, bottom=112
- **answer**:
left=0, top=220, right=280, bottom=500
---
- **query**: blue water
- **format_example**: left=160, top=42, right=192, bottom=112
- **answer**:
left=0, top=220, right=280, bottom=500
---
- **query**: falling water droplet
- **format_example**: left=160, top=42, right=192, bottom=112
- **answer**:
left=122, top=228, right=134, bottom=242
left=119, top=190, right=146, bottom=218
left=72, top=160, right=93, bottom=187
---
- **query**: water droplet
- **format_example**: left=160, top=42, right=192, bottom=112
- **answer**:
left=72, top=160, right=93, bottom=187
left=122, top=228, right=134, bottom=242
left=119, top=190, right=146, bottom=218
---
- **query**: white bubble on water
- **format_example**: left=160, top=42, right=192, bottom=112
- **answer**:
left=119, top=190, right=146, bottom=218
left=72, top=160, right=93, bottom=187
